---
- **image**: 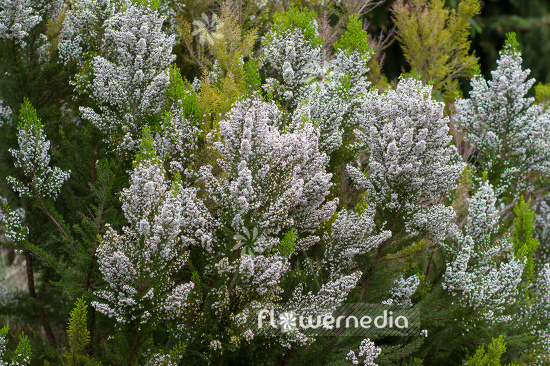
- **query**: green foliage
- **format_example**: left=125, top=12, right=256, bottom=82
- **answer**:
left=464, top=336, right=517, bottom=366
left=333, top=14, right=372, bottom=58
left=12, top=331, right=32, bottom=366
left=195, top=4, right=258, bottom=131
left=535, top=82, right=550, bottom=109
left=63, top=297, right=91, bottom=366
left=244, top=59, right=262, bottom=95
left=171, top=171, right=182, bottom=195
left=130, top=0, right=160, bottom=10
left=134, top=126, right=159, bottom=166
left=503, top=32, right=520, bottom=56
left=512, top=198, right=539, bottom=283
left=180, top=91, right=201, bottom=126
left=207, top=5, right=257, bottom=77
left=336, top=73, right=352, bottom=98
left=18, top=98, right=43, bottom=132
left=168, top=342, right=186, bottom=364
left=393, top=0, right=480, bottom=102
left=405, top=358, right=424, bottom=366
left=165, top=65, right=186, bottom=104
left=269, top=7, right=323, bottom=48
left=165, top=65, right=200, bottom=125
left=273, top=228, right=296, bottom=257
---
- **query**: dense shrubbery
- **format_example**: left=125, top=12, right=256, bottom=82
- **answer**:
left=1, top=0, right=550, bottom=365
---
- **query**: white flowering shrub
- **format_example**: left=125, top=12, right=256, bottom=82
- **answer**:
left=152, top=107, right=198, bottom=175
left=262, top=7, right=323, bottom=110
left=0, top=0, right=63, bottom=65
left=534, top=263, right=550, bottom=322
left=79, top=2, right=176, bottom=152
left=263, top=12, right=372, bottom=159
left=350, top=77, right=464, bottom=242
left=196, top=98, right=359, bottom=348
left=58, top=0, right=121, bottom=64
left=92, top=128, right=209, bottom=326
left=536, top=197, right=550, bottom=263
left=1, top=0, right=550, bottom=363
left=298, top=14, right=373, bottom=156
left=7, top=99, right=70, bottom=199
left=443, top=182, right=524, bottom=323
left=455, top=33, right=550, bottom=199
left=90, top=97, right=353, bottom=357
left=0, top=0, right=41, bottom=46
left=0, top=0, right=65, bottom=110
left=0, top=99, right=12, bottom=127
left=200, top=98, right=336, bottom=249
left=282, top=271, right=362, bottom=346
left=529, top=264, right=550, bottom=365
left=152, top=65, right=199, bottom=175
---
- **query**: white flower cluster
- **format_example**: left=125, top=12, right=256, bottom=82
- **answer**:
left=0, top=0, right=40, bottom=46
left=0, top=99, right=12, bottom=127
left=58, top=0, right=120, bottom=64
left=271, top=272, right=362, bottom=347
left=262, top=14, right=374, bottom=157
left=0, top=0, right=63, bottom=56
left=463, top=180, right=500, bottom=251
left=534, top=263, right=550, bottom=322
left=90, top=95, right=363, bottom=349
left=296, top=48, right=372, bottom=155
left=510, top=265, right=550, bottom=365
left=0, top=199, right=27, bottom=247
left=324, top=207, right=391, bottom=279
left=143, top=353, right=179, bottom=366
left=92, top=154, right=213, bottom=325
left=79, top=3, right=176, bottom=151
left=536, top=198, right=550, bottom=263
left=382, top=274, right=420, bottom=306
left=211, top=254, right=289, bottom=345
left=7, top=103, right=70, bottom=199
left=349, top=77, right=464, bottom=241
left=455, top=39, right=550, bottom=198
left=200, top=98, right=336, bottom=250
left=235, top=254, right=288, bottom=296
left=0, top=328, right=6, bottom=366
left=287, top=271, right=362, bottom=319
left=345, top=338, right=382, bottom=366
left=443, top=182, right=524, bottom=322
left=153, top=104, right=198, bottom=175
left=263, top=19, right=322, bottom=109
left=532, top=329, right=550, bottom=366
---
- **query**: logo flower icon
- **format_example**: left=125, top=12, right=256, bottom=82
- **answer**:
left=233, top=226, right=259, bottom=257
left=279, top=311, right=297, bottom=332
left=192, top=13, right=224, bottom=46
